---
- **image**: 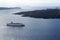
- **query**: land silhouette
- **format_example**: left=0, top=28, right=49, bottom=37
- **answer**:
left=15, top=8, right=60, bottom=19
left=0, top=7, right=20, bottom=10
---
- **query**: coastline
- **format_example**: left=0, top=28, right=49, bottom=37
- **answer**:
left=14, top=8, right=60, bottom=19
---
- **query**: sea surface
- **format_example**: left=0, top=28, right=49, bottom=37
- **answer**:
left=0, top=9, right=60, bottom=40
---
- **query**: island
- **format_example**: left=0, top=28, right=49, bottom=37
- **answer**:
left=14, top=8, right=60, bottom=19
left=0, top=7, right=20, bottom=10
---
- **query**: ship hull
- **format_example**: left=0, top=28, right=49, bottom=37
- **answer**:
left=7, top=23, right=25, bottom=27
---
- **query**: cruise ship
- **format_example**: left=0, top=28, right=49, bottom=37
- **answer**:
left=7, top=22, right=25, bottom=27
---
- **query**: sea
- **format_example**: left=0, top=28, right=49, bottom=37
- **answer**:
left=0, top=9, right=60, bottom=40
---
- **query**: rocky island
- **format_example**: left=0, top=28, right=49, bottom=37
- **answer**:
left=14, top=8, right=60, bottom=19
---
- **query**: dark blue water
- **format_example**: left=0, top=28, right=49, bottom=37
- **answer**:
left=0, top=9, right=60, bottom=40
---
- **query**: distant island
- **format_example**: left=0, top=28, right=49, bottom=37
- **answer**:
left=0, top=7, right=20, bottom=10
left=14, top=8, right=60, bottom=19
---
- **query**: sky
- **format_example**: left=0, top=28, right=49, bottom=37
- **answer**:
left=0, top=0, right=60, bottom=9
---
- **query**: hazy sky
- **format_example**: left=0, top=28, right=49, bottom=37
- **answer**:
left=0, top=0, right=60, bottom=8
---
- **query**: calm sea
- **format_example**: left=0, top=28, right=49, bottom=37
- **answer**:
left=0, top=9, right=60, bottom=40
